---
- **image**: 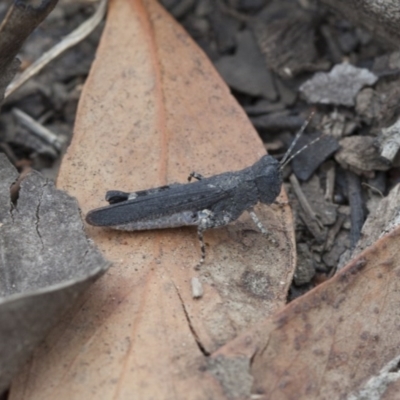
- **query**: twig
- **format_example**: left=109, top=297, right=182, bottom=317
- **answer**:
left=324, top=213, right=346, bottom=252
left=346, top=170, right=364, bottom=249
left=289, top=174, right=324, bottom=230
left=290, top=174, right=317, bottom=220
left=12, top=108, right=64, bottom=151
left=324, top=162, right=335, bottom=201
left=361, top=182, right=384, bottom=198
left=5, top=0, right=108, bottom=99
left=379, top=118, right=400, bottom=163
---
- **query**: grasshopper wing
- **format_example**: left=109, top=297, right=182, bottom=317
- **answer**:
left=86, top=180, right=231, bottom=228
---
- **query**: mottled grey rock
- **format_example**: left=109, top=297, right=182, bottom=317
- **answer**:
left=300, top=63, right=378, bottom=106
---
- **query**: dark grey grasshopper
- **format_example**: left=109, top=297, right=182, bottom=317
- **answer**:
left=86, top=118, right=315, bottom=268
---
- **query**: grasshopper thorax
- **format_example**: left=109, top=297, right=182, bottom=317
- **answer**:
left=252, top=155, right=282, bottom=205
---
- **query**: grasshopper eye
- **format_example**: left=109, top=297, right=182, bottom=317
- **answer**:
left=251, top=156, right=282, bottom=205
left=255, top=166, right=283, bottom=205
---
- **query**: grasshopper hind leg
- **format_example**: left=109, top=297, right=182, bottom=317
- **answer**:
left=248, top=208, right=276, bottom=245
left=195, top=228, right=206, bottom=270
left=194, top=209, right=216, bottom=269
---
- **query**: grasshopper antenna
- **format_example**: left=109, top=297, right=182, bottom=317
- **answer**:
left=279, top=111, right=327, bottom=170
left=279, top=111, right=315, bottom=168
left=280, top=132, right=326, bottom=171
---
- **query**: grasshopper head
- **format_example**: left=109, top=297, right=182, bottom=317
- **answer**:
left=252, top=155, right=282, bottom=205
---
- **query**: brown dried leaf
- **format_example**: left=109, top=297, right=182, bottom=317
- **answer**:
left=213, top=227, right=400, bottom=398
left=252, top=0, right=318, bottom=78
left=320, top=0, right=400, bottom=48
left=11, top=0, right=296, bottom=398
left=354, top=183, right=400, bottom=255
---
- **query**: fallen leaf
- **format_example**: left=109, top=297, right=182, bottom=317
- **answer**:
left=214, top=30, right=277, bottom=100
left=291, top=133, right=340, bottom=181
left=319, top=0, right=400, bottom=48
left=10, top=0, right=296, bottom=398
left=354, top=183, right=400, bottom=255
left=335, top=136, right=390, bottom=173
left=252, top=1, right=318, bottom=78
left=213, top=226, right=400, bottom=399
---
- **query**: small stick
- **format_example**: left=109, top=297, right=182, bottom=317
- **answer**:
left=12, top=108, right=65, bottom=151
left=324, top=213, right=346, bottom=252
left=346, top=171, right=364, bottom=249
left=379, top=118, right=400, bottom=163
left=324, top=163, right=335, bottom=201
left=361, top=182, right=384, bottom=198
left=5, top=0, right=108, bottom=99
left=289, top=174, right=323, bottom=229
